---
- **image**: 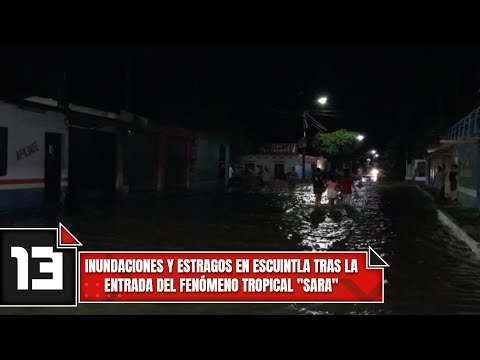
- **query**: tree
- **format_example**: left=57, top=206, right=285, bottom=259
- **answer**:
left=312, top=129, right=357, bottom=166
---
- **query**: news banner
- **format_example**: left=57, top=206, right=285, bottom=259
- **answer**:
left=0, top=223, right=389, bottom=307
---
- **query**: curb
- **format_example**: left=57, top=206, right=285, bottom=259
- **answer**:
left=436, top=209, right=480, bottom=254
left=416, top=184, right=479, bottom=254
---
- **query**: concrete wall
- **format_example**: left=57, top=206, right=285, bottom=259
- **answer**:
left=0, top=102, right=68, bottom=211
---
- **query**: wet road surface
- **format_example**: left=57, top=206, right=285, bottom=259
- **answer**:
left=2, top=181, right=480, bottom=315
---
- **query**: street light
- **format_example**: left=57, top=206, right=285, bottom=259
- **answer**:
left=356, top=134, right=364, bottom=141
left=317, top=96, right=328, bottom=105
left=374, top=153, right=379, bottom=158
left=370, top=150, right=376, bottom=155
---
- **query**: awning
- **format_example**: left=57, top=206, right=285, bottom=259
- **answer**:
left=22, top=96, right=148, bottom=130
left=428, top=138, right=479, bottom=155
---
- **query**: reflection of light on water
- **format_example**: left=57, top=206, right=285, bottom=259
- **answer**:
left=273, top=181, right=480, bottom=315
left=277, top=183, right=391, bottom=254
left=277, top=184, right=358, bottom=252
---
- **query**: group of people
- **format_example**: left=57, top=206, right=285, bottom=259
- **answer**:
left=433, top=164, right=458, bottom=201
left=243, top=164, right=360, bottom=209
left=284, top=166, right=359, bottom=208
left=312, top=167, right=358, bottom=208
left=246, top=165, right=274, bottom=191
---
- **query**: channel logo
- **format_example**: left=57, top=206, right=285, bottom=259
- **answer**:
left=0, top=223, right=81, bottom=307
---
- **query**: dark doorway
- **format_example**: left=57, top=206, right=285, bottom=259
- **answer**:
left=164, top=137, right=187, bottom=190
left=44, top=132, right=62, bottom=206
left=68, top=127, right=116, bottom=206
left=0, top=127, right=7, bottom=176
left=274, top=163, right=285, bottom=179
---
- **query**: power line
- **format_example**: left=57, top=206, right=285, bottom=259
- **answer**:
left=310, top=120, right=327, bottom=133
left=310, top=122, right=327, bottom=133
left=305, top=113, right=328, bottom=131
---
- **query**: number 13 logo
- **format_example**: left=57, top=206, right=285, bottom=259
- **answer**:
left=10, top=246, right=63, bottom=291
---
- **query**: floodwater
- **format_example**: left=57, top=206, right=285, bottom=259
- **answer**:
left=2, top=180, right=480, bottom=315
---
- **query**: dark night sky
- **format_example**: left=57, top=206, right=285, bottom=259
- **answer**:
left=1, top=44, right=479, bottom=152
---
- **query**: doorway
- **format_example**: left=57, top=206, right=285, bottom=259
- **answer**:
left=274, top=163, right=285, bottom=179
left=44, top=132, right=62, bottom=206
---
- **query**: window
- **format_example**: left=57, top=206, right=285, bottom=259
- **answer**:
left=0, top=127, right=7, bottom=176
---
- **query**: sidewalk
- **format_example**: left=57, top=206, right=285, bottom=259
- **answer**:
left=417, top=183, right=480, bottom=244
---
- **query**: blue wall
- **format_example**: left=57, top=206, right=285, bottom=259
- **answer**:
left=0, top=186, right=67, bottom=213
left=295, top=163, right=318, bottom=181
left=0, top=188, right=44, bottom=212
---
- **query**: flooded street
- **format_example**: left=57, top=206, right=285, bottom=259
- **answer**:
left=2, top=181, right=480, bottom=315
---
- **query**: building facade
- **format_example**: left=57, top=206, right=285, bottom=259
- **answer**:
left=427, top=105, right=480, bottom=209
left=238, top=143, right=326, bottom=180
left=405, top=157, right=428, bottom=183
left=0, top=97, right=232, bottom=213
left=126, top=127, right=231, bottom=193
left=0, top=100, right=69, bottom=211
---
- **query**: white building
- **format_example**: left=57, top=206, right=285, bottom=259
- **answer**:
left=0, top=100, right=69, bottom=211
left=238, top=143, right=326, bottom=180
left=0, top=97, right=141, bottom=212
left=405, top=157, right=427, bottom=183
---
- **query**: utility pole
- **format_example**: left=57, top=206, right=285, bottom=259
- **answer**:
left=125, top=56, right=133, bottom=112
left=302, top=110, right=307, bottom=180
left=57, top=71, right=68, bottom=110
left=300, top=96, right=329, bottom=180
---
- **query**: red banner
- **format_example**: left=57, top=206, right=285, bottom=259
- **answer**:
left=79, top=251, right=387, bottom=303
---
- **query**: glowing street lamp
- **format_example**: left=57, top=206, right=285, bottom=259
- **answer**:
left=356, top=134, right=364, bottom=141
left=370, top=150, right=376, bottom=155
left=317, top=96, right=328, bottom=105
left=374, top=153, right=379, bottom=158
